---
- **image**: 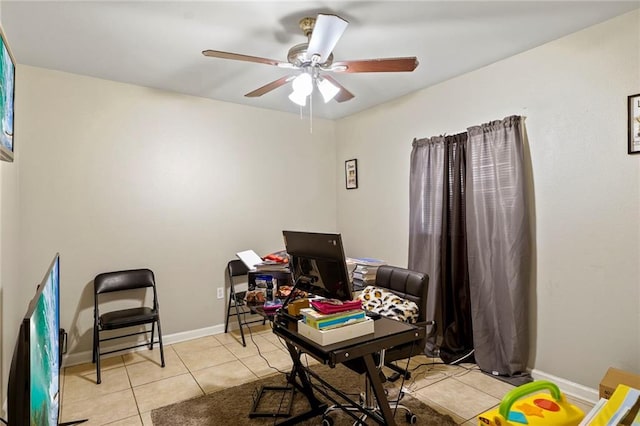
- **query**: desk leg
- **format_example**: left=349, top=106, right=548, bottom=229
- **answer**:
left=363, top=354, right=397, bottom=426
left=276, top=342, right=327, bottom=426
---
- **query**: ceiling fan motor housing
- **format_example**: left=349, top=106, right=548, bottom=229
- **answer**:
left=287, top=43, right=333, bottom=68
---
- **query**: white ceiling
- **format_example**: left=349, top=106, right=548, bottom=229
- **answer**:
left=2, top=1, right=639, bottom=120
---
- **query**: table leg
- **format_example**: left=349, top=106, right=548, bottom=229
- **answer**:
left=275, top=342, right=328, bottom=425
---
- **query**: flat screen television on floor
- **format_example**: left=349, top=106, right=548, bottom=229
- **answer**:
left=7, top=254, right=60, bottom=425
left=282, top=231, right=353, bottom=301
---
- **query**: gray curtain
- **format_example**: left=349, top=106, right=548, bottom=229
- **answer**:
left=466, top=116, right=530, bottom=375
left=409, top=136, right=445, bottom=355
left=409, top=115, right=530, bottom=376
left=409, top=133, right=474, bottom=361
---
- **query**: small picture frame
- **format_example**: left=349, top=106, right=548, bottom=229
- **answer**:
left=345, top=159, right=358, bottom=189
left=629, top=93, right=640, bottom=155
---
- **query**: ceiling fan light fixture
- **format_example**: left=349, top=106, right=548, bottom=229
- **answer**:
left=288, top=90, right=307, bottom=107
left=291, top=73, right=313, bottom=96
left=317, top=77, right=340, bottom=103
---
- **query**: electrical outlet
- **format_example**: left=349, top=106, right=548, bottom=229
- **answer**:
left=217, top=287, right=224, bottom=299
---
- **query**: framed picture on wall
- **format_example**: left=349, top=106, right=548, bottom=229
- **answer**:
left=629, top=93, right=640, bottom=155
left=345, top=159, right=358, bottom=189
left=0, top=24, right=15, bottom=162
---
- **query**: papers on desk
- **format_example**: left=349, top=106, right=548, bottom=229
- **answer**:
left=236, top=249, right=290, bottom=272
left=236, top=250, right=264, bottom=270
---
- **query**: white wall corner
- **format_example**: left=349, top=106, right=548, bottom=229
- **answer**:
left=530, top=368, right=599, bottom=404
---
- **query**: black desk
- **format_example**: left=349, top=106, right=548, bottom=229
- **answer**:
left=272, top=315, right=425, bottom=426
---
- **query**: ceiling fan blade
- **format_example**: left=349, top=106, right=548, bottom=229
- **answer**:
left=329, top=57, right=419, bottom=73
left=244, top=75, right=294, bottom=98
left=202, top=50, right=294, bottom=68
left=321, top=75, right=355, bottom=103
left=307, top=14, right=349, bottom=64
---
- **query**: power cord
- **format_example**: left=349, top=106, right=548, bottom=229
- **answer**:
left=241, top=308, right=290, bottom=375
left=0, top=417, right=7, bottom=424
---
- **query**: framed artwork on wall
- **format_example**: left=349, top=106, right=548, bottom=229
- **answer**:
left=0, top=24, right=15, bottom=162
left=629, top=93, right=640, bottom=155
left=345, top=159, right=358, bottom=189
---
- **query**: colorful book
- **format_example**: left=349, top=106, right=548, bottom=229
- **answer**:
left=300, top=308, right=366, bottom=330
left=305, top=311, right=366, bottom=330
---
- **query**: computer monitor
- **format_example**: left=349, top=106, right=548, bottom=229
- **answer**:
left=282, top=230, right=353, bottom=301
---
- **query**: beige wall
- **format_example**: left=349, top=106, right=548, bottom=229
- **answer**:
left=10, top=66, right=337, bottom=365
left=335, top=10, right=640, bottom=390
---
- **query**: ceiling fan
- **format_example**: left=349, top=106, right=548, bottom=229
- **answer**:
left=202, top=14, right=419, bottom=106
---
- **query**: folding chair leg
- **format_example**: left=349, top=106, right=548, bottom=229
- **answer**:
left=233, top=296, right=247, bottom=347
left=156, top=319, right=166, bottom=368
left=92, top=323, right=97, bottom=363
left=225, top=289, right=233, bottom=333
left=96, top=333, right=102, bottom=384
left=149, top=322, right=156, bottom=350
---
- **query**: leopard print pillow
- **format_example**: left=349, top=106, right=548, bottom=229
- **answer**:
left=357, top=285, right=419, bottom=324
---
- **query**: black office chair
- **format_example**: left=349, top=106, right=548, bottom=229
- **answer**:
left=92, top=268, right=165, bottom=384
left=323, top=265, right=430, bottom=425
left=224, top=259, right=266, bottom=347
left=373, top=265, right=430, bottom=381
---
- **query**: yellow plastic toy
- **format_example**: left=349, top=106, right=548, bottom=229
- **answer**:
left=478, top=380, right=584, bottom=426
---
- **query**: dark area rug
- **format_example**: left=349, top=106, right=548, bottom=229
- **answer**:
left=151, top=364, right=457, bottom=425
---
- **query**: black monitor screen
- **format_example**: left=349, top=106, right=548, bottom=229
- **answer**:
left=282, top=231, right=353, bottom=301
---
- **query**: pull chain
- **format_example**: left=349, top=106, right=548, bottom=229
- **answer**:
left=309, top=92, right=313, bottom=134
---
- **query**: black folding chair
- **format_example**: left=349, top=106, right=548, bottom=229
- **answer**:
left=225, top=260, right=266, bottom=346
left=92, top=268, right=165, bottom=384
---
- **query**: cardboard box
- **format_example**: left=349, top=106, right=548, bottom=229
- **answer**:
left=297, top=318, right=374, bottom=346
left=599, top=367, right=640, bottom=399
left=287, top=298, right=310, bottom=316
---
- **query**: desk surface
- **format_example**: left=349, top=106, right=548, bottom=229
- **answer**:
left=273, top=316, right=424, bottom=366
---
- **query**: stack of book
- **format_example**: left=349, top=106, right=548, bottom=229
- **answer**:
left=300, top=307, right=365, bottom=331
left=253, top=260, right=289, bottom=272
left=297, top=299, right=374, bottom=345
left=350, top=257, right=387, bottom=290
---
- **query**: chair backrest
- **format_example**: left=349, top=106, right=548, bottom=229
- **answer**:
left=94, top=269, right=156, bottom=295
left=227, top=259, right=249, bottom=278
left=374, top=265, right=429, bottom=323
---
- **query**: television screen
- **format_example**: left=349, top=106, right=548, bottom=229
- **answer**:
left=282, top=231, right=353, bottom=301
left=7, top=254, right=60, bottom=425
left=30, top=256, right=60, bottom=424
left=0, top=23, right=15, bottom=162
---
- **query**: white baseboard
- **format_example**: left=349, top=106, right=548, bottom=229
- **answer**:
left=530, top=368, right=599, bottom=404
left=62, top=323, right=226, bottom=367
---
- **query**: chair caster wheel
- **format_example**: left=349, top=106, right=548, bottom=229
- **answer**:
left=322, top=415, right=334, bottom=426
left=405, top=412, right=417, bottom=424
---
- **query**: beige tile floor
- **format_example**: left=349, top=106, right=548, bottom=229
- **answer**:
left=61, top=323, right=594, bottom=425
